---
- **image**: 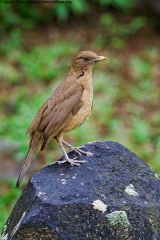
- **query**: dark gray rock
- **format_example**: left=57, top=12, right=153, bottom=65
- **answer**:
left=1, top=141, right=160, bottom=240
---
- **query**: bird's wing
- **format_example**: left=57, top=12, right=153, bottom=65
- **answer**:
left=26, top=102, right=48, bottom=135
left=27, top=84, right=84, bottom=140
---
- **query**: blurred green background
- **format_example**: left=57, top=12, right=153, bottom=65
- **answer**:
left=0, top=0, right=160, bottom=233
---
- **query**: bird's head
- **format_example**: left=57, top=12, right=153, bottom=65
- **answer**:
left=72, top=51, right=107, bottom=72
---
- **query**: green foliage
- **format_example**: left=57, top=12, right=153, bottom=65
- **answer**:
left=71, top=0, right=88, bottom=13
left=129, top=119, right=151, bottom=143
left=0, top=0, right=136, bottom=28
left=129, top=57, right=151, bottom=79
left=113, top=0, right=133, bottom=9
left=0, top=35, right=79, bottom=83
left=0, top=63, right=20, bottom=83
left=0, top=180, right=21, bottom=232
left=0, top=90, right=53, bottom=160
left=0, top=29, right=22, bottom=55
left=99, top=14, right=147, bottom=49
left=54, top=3, right=70, bottom=22
left=19, top=43, right=77, bottom=81
left=54, top=0, right=88, bottom=21
left=99, top=0, right=133, bottom=9
left=0, top=4, right=51, bottom=30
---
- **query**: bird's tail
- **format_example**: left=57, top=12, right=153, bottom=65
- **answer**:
left=16, top=144, right=37, bottom=188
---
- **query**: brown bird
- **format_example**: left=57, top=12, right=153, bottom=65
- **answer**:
left=16, top=51, right=107, bottom=188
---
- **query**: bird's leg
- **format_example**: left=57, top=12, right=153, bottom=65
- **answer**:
left=55, top=135, right=87, bottom=165
left=62, top=140, right=93, bottom=157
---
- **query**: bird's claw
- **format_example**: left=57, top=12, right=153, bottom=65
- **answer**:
left=85, top=151, right=93, bottom=156
left=70, top=146, right=93, bottom=157
left=58, top=157, right=87, bottom=166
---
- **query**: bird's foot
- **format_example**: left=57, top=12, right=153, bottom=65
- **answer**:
left=70, top=146, right=93, bottom=157
left=58, top=157, right=87, bottom=166
left=62, top=141, right=93, bottom=157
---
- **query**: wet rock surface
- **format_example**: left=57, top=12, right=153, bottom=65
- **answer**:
left=2, top=141, right=160, bottom=240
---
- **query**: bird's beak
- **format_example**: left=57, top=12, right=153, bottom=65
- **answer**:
left=94, top=56, right=107, bottom=62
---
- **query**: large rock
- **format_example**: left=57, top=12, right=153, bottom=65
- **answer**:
left=1, top=141, right=160, bottom=240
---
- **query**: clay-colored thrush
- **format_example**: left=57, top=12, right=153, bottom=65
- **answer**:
left=16, top=51, right=107, bottom=188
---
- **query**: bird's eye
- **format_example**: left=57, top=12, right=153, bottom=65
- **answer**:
left=83, top=56, right=89, bottom=61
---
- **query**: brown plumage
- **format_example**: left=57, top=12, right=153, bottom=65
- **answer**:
left=16, top=51, right=107, bottom=188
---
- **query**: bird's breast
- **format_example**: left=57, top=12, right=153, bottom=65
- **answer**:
left=63, top=86, right=93, bottom=133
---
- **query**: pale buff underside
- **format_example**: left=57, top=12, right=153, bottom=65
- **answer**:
left=62, top=71, right=93, bottom=133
